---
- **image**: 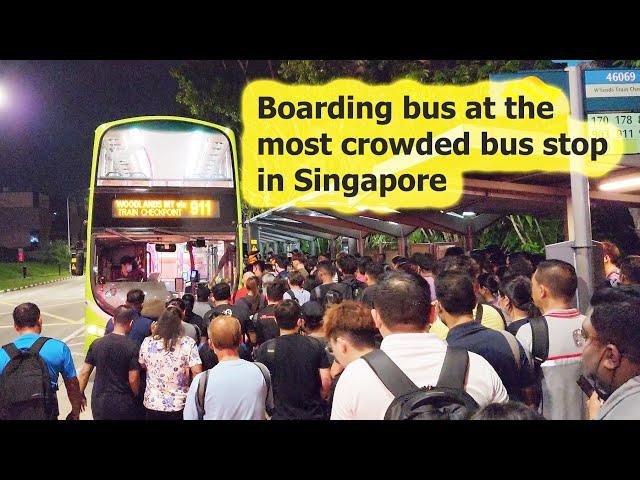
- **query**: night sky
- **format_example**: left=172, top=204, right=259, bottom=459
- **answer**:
left=0, top=60, right=182, bottom=201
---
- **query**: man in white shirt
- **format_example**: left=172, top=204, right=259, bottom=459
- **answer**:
left=331, top=272, right=508, bottom=420
left=515, top=259, right=586, bottom=420
left=284, top=271, right=311, bottom=305
left=183, top=315, right=273, bottom=420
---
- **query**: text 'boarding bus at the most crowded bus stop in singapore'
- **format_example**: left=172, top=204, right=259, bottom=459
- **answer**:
left=83, top=116, right=243, bottom=350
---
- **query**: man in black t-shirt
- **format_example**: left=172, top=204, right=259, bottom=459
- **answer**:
left=254, top=300, right=332, bottom=420
left=254, top=279, right=288, bottom=346
left=202, top=283, right=253, bottom=364
left=182, top=293, right=208, bottom=346
left=77, top=306, right=141, bottom=420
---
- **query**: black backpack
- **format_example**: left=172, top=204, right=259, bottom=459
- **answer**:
left=362, top=346, right=479, bottom=420
left=0, top=337, right=56, bottom=420
left=341, top=277, right=365, bottom=301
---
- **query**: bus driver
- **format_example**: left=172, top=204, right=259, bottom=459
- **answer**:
left=116, top=256, right=145, bottom=282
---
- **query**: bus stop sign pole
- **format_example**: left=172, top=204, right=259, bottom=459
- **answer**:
left=566, top=61, right=595, bottom=313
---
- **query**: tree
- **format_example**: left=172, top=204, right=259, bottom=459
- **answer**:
left=48, top=240, right=70, bottom=275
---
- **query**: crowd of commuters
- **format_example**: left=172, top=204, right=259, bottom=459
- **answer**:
left=2, top=240, right=640, bottom=421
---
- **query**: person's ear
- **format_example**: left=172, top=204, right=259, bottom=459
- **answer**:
left=339, top=338, right=349, bottom=356
left=603, top=344, right=622, bottom=370
left=297, top=318, right=303, bottom=328
left=603, top=254, right=611, bottom=264
left=37, top=316, right=43, bottom=329
left=371, top=308, right=382, bottom=329
left=539, top=284, right=548, bottom=299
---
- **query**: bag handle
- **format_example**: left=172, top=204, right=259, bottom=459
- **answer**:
left=362, top=349, right=418, bottom=398
left=253, top=361, right=274, bottom=416
left=436, top=347, right=469, bottom=390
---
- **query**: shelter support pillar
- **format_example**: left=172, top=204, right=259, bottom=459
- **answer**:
left=568, top=63, right=594, bottom=314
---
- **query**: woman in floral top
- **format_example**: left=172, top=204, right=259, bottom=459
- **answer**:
left=139, top=306, right=203, bottom=420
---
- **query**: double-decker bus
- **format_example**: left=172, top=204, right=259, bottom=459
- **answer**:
left=84, top=116, right=242, bottom=349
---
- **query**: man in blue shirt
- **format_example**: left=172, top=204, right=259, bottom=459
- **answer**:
left=0, top=303, right=84, bottom=419
left=436, top=271, right=536, bottom=406
left=105, top=288, right=153, bottom=347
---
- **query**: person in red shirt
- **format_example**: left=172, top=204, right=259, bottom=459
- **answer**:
left=233, top=272, right=255, bottom=303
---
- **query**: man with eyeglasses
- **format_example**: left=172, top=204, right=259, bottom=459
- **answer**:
left=580, top=286, right=640, bottom=419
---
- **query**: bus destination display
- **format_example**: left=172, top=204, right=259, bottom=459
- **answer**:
left=112, top=199, right=219, bottom=218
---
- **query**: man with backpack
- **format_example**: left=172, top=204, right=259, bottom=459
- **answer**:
left=515, top=259, right=586, bottom=420
left=436, top=271, right=536, bottom=405
left=283, top=271, right=310, bottom=306
left=0, top=303, right=84, bottom=420
left=183, top=315, right=273, bottom=420
left=310, top=261, right=347, bottom=305
left=254, top=300, right=332, bottom=420
left=330, top=272, right=508, bottom=420
left=337, top=254, right=367, bottom=301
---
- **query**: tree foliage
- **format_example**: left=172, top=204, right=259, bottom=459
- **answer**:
left=170, top=60, right=640, bottom=254
left=47, top=240, right=70, bottom=275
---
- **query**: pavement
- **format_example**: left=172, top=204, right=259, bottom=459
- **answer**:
left=0, top=277, right=94, bottom=420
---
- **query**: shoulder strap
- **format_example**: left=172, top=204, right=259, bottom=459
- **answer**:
left=314, top=285, right=322, bottom=299
left=436, top=347, right=469, bottom=390
left=499, top=330, right=521, bottom=371
left=474, top=303, right=483, bottom=323
left=2, top=343, right=22, bottom=361
left=196, top=370, right=209, bottom=420
left=361, top=349, right=418, bottom=398
left=253, top=361, right=274, bottom=414
left=286, top=290, right=297, bottom=301
left=529, top=316, right=549, bottom=367
left=29, top=337, right=50, bottom=354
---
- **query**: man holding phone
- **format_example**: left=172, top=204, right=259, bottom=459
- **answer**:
left=580, top=286, right=640, bottom=420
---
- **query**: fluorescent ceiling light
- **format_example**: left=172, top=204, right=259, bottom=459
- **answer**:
left=600, top=176, right=640, bottom=192
left=462, top=211, right=476, bottom=217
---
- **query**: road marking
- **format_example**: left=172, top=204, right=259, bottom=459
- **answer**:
left=0, top=301, right=82, bottom=325
left=62, top=325, right=86, bottom=343
left=0, top=321, right=84, bottom=329
left=31, top=300, right=84, bottom=308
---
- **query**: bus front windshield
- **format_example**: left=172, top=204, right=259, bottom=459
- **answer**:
left=92, top=236, right=236, bottom=318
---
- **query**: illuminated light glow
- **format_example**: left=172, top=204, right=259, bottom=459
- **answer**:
left=446, top=212, right=465, bottom=219
left=87, top=325, right=98, bottom=335
left=112, top=198, right=220, bottom=218
left=599, top=176, right=640, bottom=191
left=98, top=328, right=105, bottom=336
left=462, top=211, right=476, bottom=217
left=0, top=84, right=8, bottom=109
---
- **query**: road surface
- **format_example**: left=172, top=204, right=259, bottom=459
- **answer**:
left=0, top=277, right=94, bottom=419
